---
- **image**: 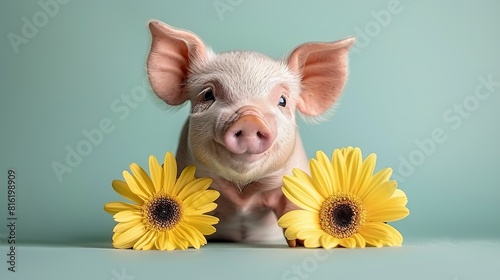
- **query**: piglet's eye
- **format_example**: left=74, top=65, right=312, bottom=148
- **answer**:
left=192, top=87, right=215, bottom=114
left=278, top=95, right=287, bottom=107
left=202, top=87, right=215, bottom=102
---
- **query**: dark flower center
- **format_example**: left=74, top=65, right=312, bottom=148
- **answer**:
left=320, top=193, right=366, bottom=239
left=144, top=196, right=181, bottom=231
left=332, top=203, right=355, bottom=228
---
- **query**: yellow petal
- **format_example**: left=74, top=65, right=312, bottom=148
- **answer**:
left=113, top=220, right=141, bottom=233
left=391, top=189, right=407, bottom=198
left=163, top=152, right=178, bottom=194
left=155, top=231, right=167, bottom=251
left=113, top=210, right=143, bottom=223
left=381, top=224, right=403, bottom=246
left=184, top=214, right=219, bottom=226
left=175, top=224, right=198, bottom=248
left=183, top=190, right=220, bottom=211
left=367, top=206, right=410, bottom=222
left=282, top=175, right=323, bottom=212
left=177, top=223, right=205, bottom=249
left=170, top=227, right=190, bottom=250
left=340, top=146, right=354, bottom=157
left=186, top=223, right=208, bottom=247
left=172, top=166, right=196, bottom=196
left=367, top=241, right=383, bottom=248
left=142, top=239, right=157, bottom=250
left=383, top=194, right=408, bottom=208
left=351, top=233, right=366, bottom=248
left=156, top=230, right=181, bottom=251
left=315, top=151, right=335, bottom=193
left=364, top=180, right=397, bottom=210
left=369, top=191, right=408, bottom=218
left=345, top=148, right=362, bottom=193
left=291, top=168, right=311, bottom=180
left=320, top=234, right=339, bottom=249
left=296, top=229, right=325, bottom=240
left=104, top=201, right=140, bottom=215
left=358, top=222, right=403, bottom=247
left=284, top=222, right=322, bottom=240
left=284, top=227, right=299, bottom=240
left=292, top=168, right=329, bottom=199
left=371, top=167, right=393, bottom=187
left=184, top=220, right=217, bottom=235
left=123, top=171, right=149, bottom=200
left=112, top=232, right=137, bottom=249
left=303, top=236, right=322, bottom=248
left=339, top=237, right=356, bottom=248
left=310, top=159, right=333, bottom=197
left=359, top=222, right=386, bottom=238
left=359, top=167, right=392, bottom=200
left=331, top=149, right=347, bottom=193
left=113, top=223, right=146, bottom=249
left=353, top=154, right=377, bottom=198
left=284, top=223, right=320, bottom=240
left=277, top=210, right=318, bottom=228
left=164, top=231, right=180, bottom=251
left=177, top=178, right=213, bottom=200
left=189, top=202, right=218, bottom=215
left=149, top=155, right=163, bottom=194
left=133, top=230, right=157, bottom=250
left=130, top=163, right=154, bottom=196
left=163, top=231, right=177, bottom=251
left=280, top=211, right=321, bottom=240
left=111, top=180, right=143, bottom=204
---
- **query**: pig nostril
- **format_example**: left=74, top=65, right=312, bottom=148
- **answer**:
left=223, top=110, right=276, bottom=155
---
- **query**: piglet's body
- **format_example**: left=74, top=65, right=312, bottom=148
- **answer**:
left=147, top=21, right=355, bottom=244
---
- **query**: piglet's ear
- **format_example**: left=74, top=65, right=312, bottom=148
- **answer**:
left=147, top=20, right=207, bottom=105
left=288, top=37, right=355, bottom=116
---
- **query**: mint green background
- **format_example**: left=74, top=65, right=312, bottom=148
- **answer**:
left=1, top=0, right=500, bottom=278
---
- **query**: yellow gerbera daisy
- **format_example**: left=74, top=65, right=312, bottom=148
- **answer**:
left=104, top=152, right=220, bottom=250
left=278, top=147, right=409, bottom=248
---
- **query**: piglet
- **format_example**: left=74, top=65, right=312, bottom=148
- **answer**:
left=146, top=20, right=355, bottom=246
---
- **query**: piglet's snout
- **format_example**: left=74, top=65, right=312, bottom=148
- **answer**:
left=223, top=108, right=276, bottom=155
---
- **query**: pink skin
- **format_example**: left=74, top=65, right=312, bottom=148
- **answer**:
left=146, top=21, right=355, bottom=246
left=222, top=106, right=276, bottom=157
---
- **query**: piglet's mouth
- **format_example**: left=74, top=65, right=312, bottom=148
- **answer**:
left=213, top=141, right=270, bottom=164
left=230, top=150, right=270, bottom=163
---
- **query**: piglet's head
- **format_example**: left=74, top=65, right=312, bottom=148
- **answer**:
left=147, top=20, right=354, bottom=185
